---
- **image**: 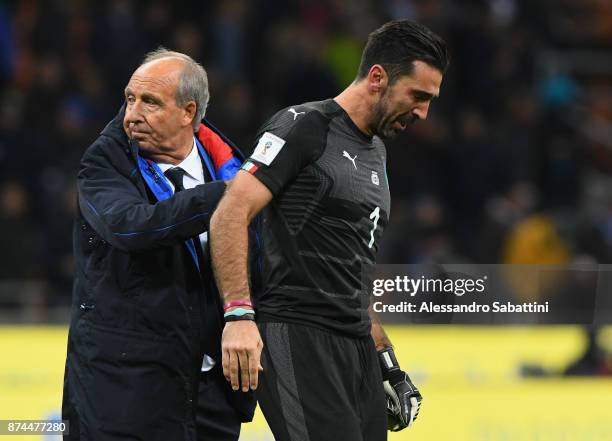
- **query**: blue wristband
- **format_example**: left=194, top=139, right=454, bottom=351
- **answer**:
left=223, top=307, right=255, bottom=318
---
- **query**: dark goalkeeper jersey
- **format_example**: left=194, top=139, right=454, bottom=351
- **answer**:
left=242, top=99, right=391, bottom=337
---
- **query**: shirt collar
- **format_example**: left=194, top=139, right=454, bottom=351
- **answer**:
left=156, top=137, right=202, bottom=181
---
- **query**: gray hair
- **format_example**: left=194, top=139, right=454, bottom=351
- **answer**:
left=141, top=47, right=209, bottom=130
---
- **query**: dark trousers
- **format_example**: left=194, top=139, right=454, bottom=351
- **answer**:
left=196, top=365, right=243, bottom=441
left=257, top=322, right=387, bottom=441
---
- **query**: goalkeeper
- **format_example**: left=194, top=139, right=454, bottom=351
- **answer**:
left=210, top=20, right=448, bottom=441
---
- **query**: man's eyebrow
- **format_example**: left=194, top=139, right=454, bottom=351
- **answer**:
left=141, top=92, right=162, bottom=104
left=413, top=90, right=437, bottom=100
left=123, top=89, right=163, bottom=104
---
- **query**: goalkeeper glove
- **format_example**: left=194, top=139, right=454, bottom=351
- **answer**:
left=378, top=347, right=422, bottom=431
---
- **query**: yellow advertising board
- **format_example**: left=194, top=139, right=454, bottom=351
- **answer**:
left=0, top=325, right=611, bottom=440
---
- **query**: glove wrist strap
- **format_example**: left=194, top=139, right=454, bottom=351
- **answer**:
left=378, top=347, right=401, bottom=379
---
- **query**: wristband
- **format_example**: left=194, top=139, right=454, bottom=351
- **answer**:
left=225, top=314, right=255, bottom=322
left=223, top=299, right=253, bottom=311
left=223, top=307, right=255, bottom=319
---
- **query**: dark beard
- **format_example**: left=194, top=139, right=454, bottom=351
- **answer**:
left=370, top=96, right=414, bottom=139
left=370, top=102, right=394, bottom=139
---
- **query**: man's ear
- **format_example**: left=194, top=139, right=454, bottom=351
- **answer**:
left=367, top=64, right=388, bottom=94
left=183, top=101, right=197, bottom=128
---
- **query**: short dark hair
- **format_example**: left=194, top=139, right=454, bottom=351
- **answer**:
left=356, top=20, right=449, bottom=84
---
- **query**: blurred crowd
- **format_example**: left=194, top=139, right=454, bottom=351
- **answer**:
left=0, top=0, right=611, bottom=318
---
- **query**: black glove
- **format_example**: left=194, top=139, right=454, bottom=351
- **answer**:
left=378, top=347, right=422, bottom=431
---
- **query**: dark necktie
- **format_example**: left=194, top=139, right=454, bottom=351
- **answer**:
left=164, top=167, right=186, bottom=192
left=164, top=167, right=205, bottom=267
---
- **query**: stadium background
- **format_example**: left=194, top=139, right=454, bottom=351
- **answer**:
left=0, top=0, right=611, bottom=440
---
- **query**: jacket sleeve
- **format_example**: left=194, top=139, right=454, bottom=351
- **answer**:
left=77, top=138, right=227, bottom=252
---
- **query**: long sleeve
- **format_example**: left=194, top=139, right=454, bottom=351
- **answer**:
left=77, top=138, right=226, bottom=252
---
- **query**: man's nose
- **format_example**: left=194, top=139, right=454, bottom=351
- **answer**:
left=413, top=102, right=431, bottom=121
left=124, top=101, right=143, bottom=124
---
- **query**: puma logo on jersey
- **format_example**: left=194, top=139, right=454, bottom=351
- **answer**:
left=288, top=108, right=305, bottom=120
left=342, top=150, right=357, bottom=169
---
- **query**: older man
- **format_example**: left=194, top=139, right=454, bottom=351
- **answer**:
left=62, top=49, right=255, bottom=441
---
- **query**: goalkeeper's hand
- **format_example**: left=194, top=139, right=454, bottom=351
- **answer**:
left=378, top=347, right=422, bottom=431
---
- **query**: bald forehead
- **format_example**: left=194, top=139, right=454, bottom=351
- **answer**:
left=133, top=57, right=185, bottom=82
left=125, top=57, right=185, bottom=102
left=125, top=58, right=186, bottom=99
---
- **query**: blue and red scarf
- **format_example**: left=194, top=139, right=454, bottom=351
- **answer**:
left=136, top=121, right=244, bottom=270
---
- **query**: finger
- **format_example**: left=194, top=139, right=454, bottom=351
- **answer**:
left=409, top=396, right=419, bottom=424
left=248, top=349, right=260, bottom=390
left=257, top=343, right=264, bottom=371
left=237, top=350, right=250, bottom=392
left=228, top=350, right=240, bottom=391
left=222, top=349, right=231, bottom=382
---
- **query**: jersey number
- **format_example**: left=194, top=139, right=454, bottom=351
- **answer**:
left=368, top=206, right=380, bottom=249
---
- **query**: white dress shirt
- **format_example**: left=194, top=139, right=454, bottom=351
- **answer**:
left=157, top=137, right=208, bottom=248
left=157, top=137, right=215, bottom=372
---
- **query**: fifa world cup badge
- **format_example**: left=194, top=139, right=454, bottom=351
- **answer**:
left=262, top=141, right=272, bottom=155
